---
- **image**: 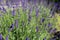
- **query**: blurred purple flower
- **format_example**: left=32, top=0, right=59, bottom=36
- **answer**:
left=29, top=7, right=32, bottom=14
left=2, top=7, right=6, bottom=13
left=36, top=26, right=39, bottom=32
left=12, top=9, right=15, bottom=16
left=6, top=35, right=8, bottom=40
left=34, top=0, right=37, bottom=5
left=21, top=0, right=25, bottom=8
left=0, top=7, right=2, bottom=10
left=0, top=34, right=2, bottom=40
left=10, top=0, right=21, bottom=5
left=8, top=23, right=14, bottom=32
left=48, top=28, right=57, bottom=34
left=48, top=23, right=52, bottom=27
left=11, top=24, right=14, bottom=29
left=41, top=18, right=45, bottom=23
left=9, top=24, right=14, bottom=29
left=6, top=0, right=9, bottom=5
left=26, top=37, right=29, bottom=40
left=0, top=0, right=3, bottom=3
left=0, top=0, right=2, bottom=1
left=36, top=7, right=39, bottom=17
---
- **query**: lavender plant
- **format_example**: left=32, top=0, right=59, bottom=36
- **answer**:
left=0, top=0, right=58, bottom=40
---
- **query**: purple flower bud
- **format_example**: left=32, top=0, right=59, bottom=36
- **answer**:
left=8, top=23, right=14, bottom=32
left=0, top=34, right=2, bottom=40
left=41, top=18, right=45, bottom=23
left=36, top=26, right=39, bottom=32
left=10, top=24, right=14, bottom=29
left=48, top=23, right=52, bottom=27
left=26, top=37, right=29, bottom=40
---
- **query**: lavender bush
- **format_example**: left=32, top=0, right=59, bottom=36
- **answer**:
left=0, top=0, right=59, bottom=40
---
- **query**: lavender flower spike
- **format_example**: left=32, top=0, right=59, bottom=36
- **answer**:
left=36, top=7, right=39, bottom=17
left=6, top=35, right=8, bottom=40
left=2, top=7, right=6, bottom=13
left=0, top=34, right=2, bottom=40
left=12, top=9, right=15, bottom=16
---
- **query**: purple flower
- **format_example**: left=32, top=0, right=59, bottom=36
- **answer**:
left=48, top=23, right=52, bottom=27
left=0, top=0, right=3, bottom=3
left=0, top=34, right=2, bottom=40
left=8, top=23, right=14, bottom=32
left=48, top=28, right=57, bottom=34
left=21, top=0, right=25, bottom=8
left=2, top=7, right=6, bottom=13
left=10, top=0, right=21, bottom=5
left=36, top=26, right=39, bottom=32
left=6, top=35, right=8, bottom=40
left=29, top=7, right=32, bottom=14
left=36, top=7, right=39, bottom=17
left=10, top=24, right=14, bottom=29
left=0, top=7, right=2, bottom=10
left=34, top=0, right=37, bottom=5
left=6, top=0, right=9, bottom=5
left=26, top=37, right=29, bottom=40
left=12, top=9, right=15, bottom=16
left=11, top=24, right=14, bottom=29
left=41, top=18, right=45, bottom=23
